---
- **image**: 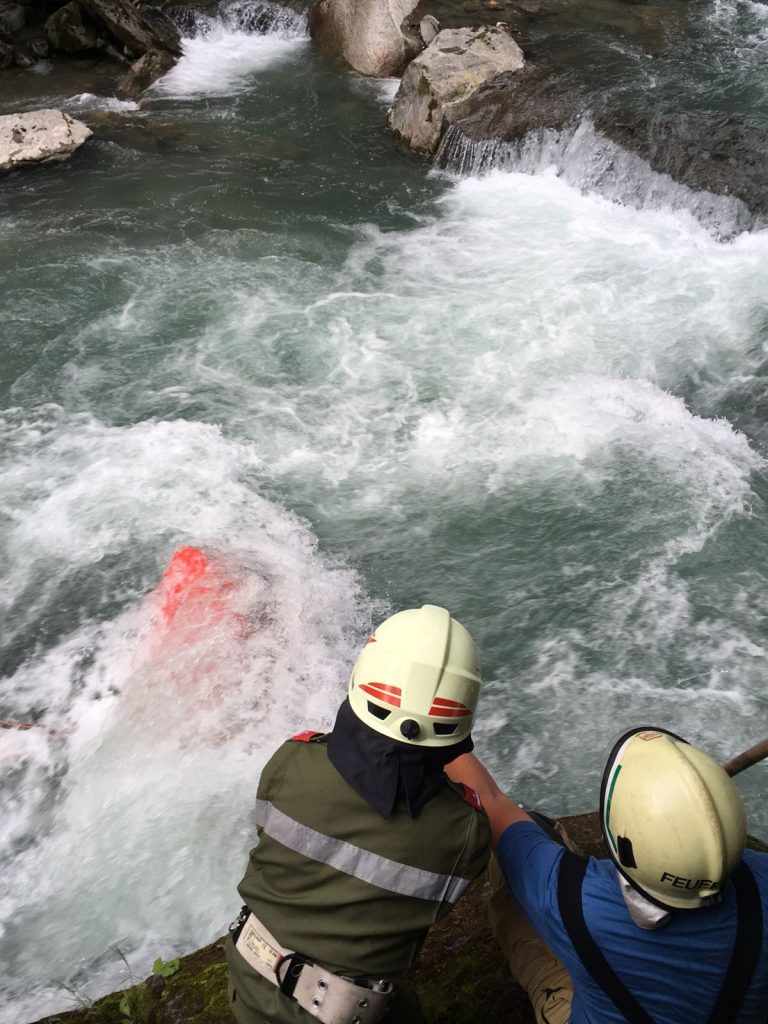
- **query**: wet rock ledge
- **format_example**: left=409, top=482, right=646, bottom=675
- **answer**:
left=0, top=0, right=181, bottom=99
left=3, top=0, right=768, bottom=217
left=31, top=815, right=768, bottom=1024
left=309, top=0, right=768, bottom=221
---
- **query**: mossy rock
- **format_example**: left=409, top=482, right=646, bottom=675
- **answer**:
left=31, top=942, right=232, bottom=1024
left=30, top=884, right=533, bottom=1024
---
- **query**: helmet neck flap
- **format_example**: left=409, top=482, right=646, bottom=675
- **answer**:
left=327, top=697, right=473, bottom=818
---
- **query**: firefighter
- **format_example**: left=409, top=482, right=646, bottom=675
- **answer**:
left=447, top=726, right=768, bottom=1024
left=226, top=604, right=490, bottom=1024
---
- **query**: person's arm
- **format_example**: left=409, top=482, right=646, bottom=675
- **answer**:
left=446, top=752, right=532, bottom=846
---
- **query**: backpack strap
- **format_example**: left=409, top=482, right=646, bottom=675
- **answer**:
left=557, top=850, right=656, bottom=1024
left=707, top=860, right=763, bottom=1024
left=558, top=853, right=764, bottom=1024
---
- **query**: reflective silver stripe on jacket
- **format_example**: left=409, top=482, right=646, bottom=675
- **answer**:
left=254, top=799, right=471, bottom=904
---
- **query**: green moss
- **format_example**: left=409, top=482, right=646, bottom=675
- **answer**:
left=31, top=943, right=231, bottom=1024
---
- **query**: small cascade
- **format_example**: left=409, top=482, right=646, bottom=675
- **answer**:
left=221, top=0, right=307, bottom=35
left=165, top=0, right=307, bottom=38
left=434, top=119, right=755, bottom=239
left=164, top=5, right=217, bottom=38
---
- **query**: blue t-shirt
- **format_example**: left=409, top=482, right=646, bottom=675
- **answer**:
left=497, top=821, right=768, bottom=1023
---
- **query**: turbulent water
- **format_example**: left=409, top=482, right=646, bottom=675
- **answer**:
left=2, top=0, right=768, bottom=1018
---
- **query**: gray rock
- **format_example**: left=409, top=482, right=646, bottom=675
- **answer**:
left=308, top=0, right=422, bottom=78
left=419, top=14, right=439, bottom=45
left=45, top=1, right=99, bottom=52
left=0, top=1, right=26, bottom=34
left=0, top=109, right=92, bottom=171
left=114, top=47, right=176, bottom=98
left=27, top=36, right=50, bottom=58
left=597, top=110, right=768, bottom=219
left=442, top=63, right=768, bottom=216
left=0, top=28, right=14, bottom=67
left=78, top=0, right=182, bottom=58
left=447, top=63, right=586, bottom=143
left=387, top=24, right=525, bottom=154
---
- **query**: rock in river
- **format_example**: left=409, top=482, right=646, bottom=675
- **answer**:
left=0, top=109, right=92, bottom=172
left=308, top=0, right=423, bottom=78
left=78, top=0, right=182, bottom=58
left=115, top=47, right=177, bottom=99
left=388, top=23, right=525, bottom=155
left=45, top=1, right=100, bottom=53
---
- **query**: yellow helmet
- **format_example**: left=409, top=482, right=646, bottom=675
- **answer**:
left=600, top=727, right=747, bottom=910
left=348, top=605, right=481, bottom=747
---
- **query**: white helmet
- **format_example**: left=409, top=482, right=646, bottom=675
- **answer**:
left=600, top=727, right=747, bottom=910
left=348, top=605, right=481, bottom=747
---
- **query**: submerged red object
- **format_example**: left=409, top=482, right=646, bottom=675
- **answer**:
left=156, top=546, right=235, bottom=627
left=159, top=546, right=210, bottom=624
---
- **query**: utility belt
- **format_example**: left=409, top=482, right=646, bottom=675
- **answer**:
left=229, top=907, right=394, bottom=1024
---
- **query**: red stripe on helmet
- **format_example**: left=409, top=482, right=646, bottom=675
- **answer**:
left=360, top=682, right=401, bottom=707
left=429, top=697, right=472, bottom=718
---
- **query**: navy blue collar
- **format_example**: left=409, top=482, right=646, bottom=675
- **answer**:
left=327, top=698, right=473, bottom=819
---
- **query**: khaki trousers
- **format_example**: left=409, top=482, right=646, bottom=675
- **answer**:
left=487, top=856, right=573, bottom=1024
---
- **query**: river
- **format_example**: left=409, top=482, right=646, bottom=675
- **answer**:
left=1, top=0, right=768, bottom=1018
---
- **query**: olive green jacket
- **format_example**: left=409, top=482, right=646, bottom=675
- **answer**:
left=226, top=733, right=490, bottom=1024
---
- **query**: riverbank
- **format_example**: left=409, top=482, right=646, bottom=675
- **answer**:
left=2, top=0, right=767, bottom=218
left=30, top=816, right=768, bottom=1024
left=30, top=882, right=534, bottom=1024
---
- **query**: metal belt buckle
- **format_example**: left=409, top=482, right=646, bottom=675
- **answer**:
left=228, top=905, right=250, bottom=942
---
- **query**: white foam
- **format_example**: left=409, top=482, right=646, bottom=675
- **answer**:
left=68, top=92, right=141, bottom=113
left=199, top=166, right=767, bottom=513
left=352, top=74, right=401, bottom=106
left=152, top=23, right=308, bottom=98
left=0, top=411, right=377, bottom=1014
left=435, top=119, right=754, bottom=236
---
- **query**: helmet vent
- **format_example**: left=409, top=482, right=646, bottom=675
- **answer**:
left=433, top=723, right=458, bottom=736
left=367, top=702, right=391, bottom=721
left=617, top=836, right=637, bottom=869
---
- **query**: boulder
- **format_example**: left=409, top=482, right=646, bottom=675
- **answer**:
left=78, top=0, right=181, bottom=58
left=0, top=0, right=26, bottom=35
left=419, top=13, right=439, bottom=45
left=595, top=109, right=768, bottom=219
left=114, top=47, right=176, bottom=98
left=446, top=63, right=585, bottom=144
left=27, top=36, right=50, bottom=59
left=0, top=109, right=92, bottom=172
left=308, top=0, right=423, bottom=78
left=0, top=27, right=14, bottom=66
left=387, top=23, right=525, bottom=154
left=45, top=1, right=99, bottom=52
